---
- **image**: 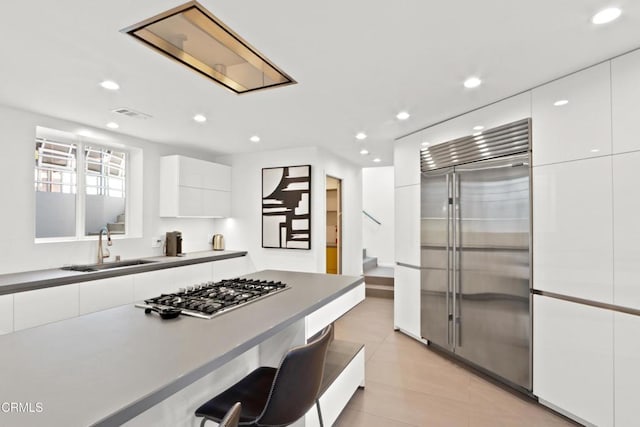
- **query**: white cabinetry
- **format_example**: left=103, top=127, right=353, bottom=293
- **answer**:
left=0, top=294, right=13, bottom=335
left=14, top=284, right=79, bottom=331
left=159, top=155, right=231, bottom=218
left=614, top=312, right=640, bottom=427
left=612, top=49, right=640, bottom=154
left=533, top=295, right=613, bottom=427
left=532, top=156, right=613, bottom=303
left=172, top=262, right=213, bottom=288
left=212, top=256, right=254, bottom=281
left=79, top=276, right=134, bottom=315
left=613, top=152, right=640, bottom=309
left=532, top=62, right=611, bottom=166
left=394, top=185, right=420, bottom=267
left=394, top=133, right=421, bottom=187
left=420, top=92, right=531, bottom=148
left=132, top=262, right=215, bottom=301
left=393, top=265, right=420, bottom=337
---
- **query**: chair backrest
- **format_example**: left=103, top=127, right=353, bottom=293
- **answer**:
left=219, top=402, right=241, bottom=427
left=256, top=324, right=333, bottom=426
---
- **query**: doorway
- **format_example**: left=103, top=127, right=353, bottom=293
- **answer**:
left=326, top=176, right=342, bottom=274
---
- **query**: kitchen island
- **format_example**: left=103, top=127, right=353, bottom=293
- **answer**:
left=0, top=270, right=365, bottom=427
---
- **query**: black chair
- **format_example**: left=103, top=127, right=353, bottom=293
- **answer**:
left=218, top=402, right=241, bottom=427
left=195, top=324, right=333, bottom=427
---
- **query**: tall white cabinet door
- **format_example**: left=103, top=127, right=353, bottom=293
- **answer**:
left=79, top=276, right=134, bottom=315
left=532, top=157, right=613, bottom=303
left=533, top=295, right=613, bottom=427
left=612, top=49, right=640, bottom=154
left=532, top=62, right=611, bottom=166
left=614, top=312, right=640, bottom=427
left=0, top=294, right=13, bottom=335
left=613, top=152, right=640, bottom=309
left=14, top=284, right=80, bottom=331
left=394, top=184, right=420, bottom=267
left=394, top=265, right=420, bottom=338
left=394, top=133, right=421, bottom=187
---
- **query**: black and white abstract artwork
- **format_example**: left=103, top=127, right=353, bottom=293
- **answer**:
left=262, top=165, right=311, bottom=249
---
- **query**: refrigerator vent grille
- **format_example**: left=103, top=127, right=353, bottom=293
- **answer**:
left=421, top=118, right=530, bottom=171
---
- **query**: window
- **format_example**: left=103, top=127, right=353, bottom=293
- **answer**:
left=34, top=127, right=128, bottom=240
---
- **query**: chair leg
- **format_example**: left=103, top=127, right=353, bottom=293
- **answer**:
left=316, top=400, right=324, bottom=427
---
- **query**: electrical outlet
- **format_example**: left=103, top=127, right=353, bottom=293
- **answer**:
left=151, top=237, right=163, bottom=248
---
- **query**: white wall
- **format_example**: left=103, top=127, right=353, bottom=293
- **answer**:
left=214, top=147, right=363, bottom=276
left=0, top=103, right=220, bottom=274
left=362, top=166, right=395, bottom=267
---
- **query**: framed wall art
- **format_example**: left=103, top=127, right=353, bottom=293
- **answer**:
left=262, top=165, right=311, bottom=249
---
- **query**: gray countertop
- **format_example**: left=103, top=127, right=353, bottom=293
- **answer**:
left=0, top=270, right=364, bottom=427
left=0, top=250, right=247, bottom=296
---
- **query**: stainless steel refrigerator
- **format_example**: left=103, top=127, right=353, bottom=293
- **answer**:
left=420, top=118, right=532, bottom=392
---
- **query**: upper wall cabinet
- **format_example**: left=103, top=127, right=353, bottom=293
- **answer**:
left=612, top=49, right=640, bottom=154
left=394, top=133, right=421, bottom=187
left=159, top=155, right=231, bottom=218
left=532, top=62, right=611, bottom=166
left=422, top=92, right=532, bottom=149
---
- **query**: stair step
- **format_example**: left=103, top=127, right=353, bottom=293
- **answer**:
left=366, top=284, right=393, bottom=299
left=365, top=275, right=394, bottom=286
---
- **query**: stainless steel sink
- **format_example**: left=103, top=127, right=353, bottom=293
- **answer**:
left=61, top=259, right=158, bottom=272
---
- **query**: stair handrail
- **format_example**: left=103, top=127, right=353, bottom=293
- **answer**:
left=362, top=210, right=381, bottom=225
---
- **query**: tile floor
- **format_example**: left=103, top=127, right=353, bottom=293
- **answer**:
left=333, top=297, right=575, bottom=427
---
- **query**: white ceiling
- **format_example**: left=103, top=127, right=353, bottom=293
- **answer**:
left=1, top=1, right=639, bottom=167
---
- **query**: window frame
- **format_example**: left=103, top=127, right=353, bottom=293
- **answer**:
left=34, top=130, right=131, bottom=243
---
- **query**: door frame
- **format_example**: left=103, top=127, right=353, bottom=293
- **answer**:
left=325, top=174, right=343, bottom=274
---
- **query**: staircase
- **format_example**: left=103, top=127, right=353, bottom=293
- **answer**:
left=363, top=249, right=394, bottom=299
left=107, top=213, right=126, bottom=234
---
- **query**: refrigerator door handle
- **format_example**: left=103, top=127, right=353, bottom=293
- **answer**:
left=451, top=172, right=457, bottom=349
left=446, top=173, right=452, bottom=346
left=454, top=172, right=462, bottom=348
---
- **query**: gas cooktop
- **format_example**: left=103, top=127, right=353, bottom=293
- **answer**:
left=135, top=278, right=288, bottom=319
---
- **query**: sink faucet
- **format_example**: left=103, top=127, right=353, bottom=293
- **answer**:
left=98, top=226, right=112, bottom=264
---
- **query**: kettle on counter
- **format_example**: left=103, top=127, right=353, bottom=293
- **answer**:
left=212, top=234, right=225, bottom=251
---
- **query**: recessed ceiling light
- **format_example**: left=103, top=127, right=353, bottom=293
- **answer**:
left=356, top=132, right=367, bottom=140
left=591, top=148, right=601, bottom=153
left=463, top=77, right=482, bottom=89
left=100, top=80, right=120, bottom=91
left=553, top=99, right=569, bottom=107
left=479, top=147, right=489, bottom=152
left=360, top=149, right=369, bottom=155
left=592, top=7, right=622, bottom=25
left=473, top=132, right=482, bottom=137
left=193, top=114, right=207, bottom=123
left=473, top=125, right=484, bottom=131
left=106, top=122, right=119, bottom=129
left=250, top=135, right=261, bottom=143
left=77, top=129, right=93, bottom=138
left=373, top=158, right=382, bottom=163
left=421, top=141, right=429, bottom=146
left=396, top=111, right=410, bottom=120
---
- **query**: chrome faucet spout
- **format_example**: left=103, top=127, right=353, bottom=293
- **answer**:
left=98, top=226, right=112, bottom=264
